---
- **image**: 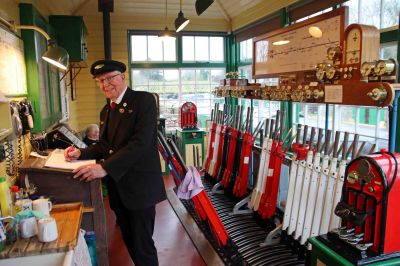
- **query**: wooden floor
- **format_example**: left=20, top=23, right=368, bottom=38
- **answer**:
left=106, top=175, right=218, bottom=266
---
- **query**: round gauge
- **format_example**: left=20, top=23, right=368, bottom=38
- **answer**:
left=360, top=62, right=374, bottom=77
left=345, top=27, right=361, bottom=64
left=327, top=46, right=342, bottom=61
left=326, top=66, right=337, bottom=80
left=374, top=60, right=387, bottom=76
left=374, top=59, right=396, bottom=76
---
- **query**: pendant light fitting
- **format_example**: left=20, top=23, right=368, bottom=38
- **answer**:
left=175, top=0, right=190, bottom=32
left=195, top=0, right=214, bottom=16
left=159, top=0, right=176, bottom=39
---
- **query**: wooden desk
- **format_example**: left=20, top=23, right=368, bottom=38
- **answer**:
left=18, top=158, right=109, bottom=266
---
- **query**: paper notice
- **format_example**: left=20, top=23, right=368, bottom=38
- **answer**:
left=325, top=85, right=343, bottom=103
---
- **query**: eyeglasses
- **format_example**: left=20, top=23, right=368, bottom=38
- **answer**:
left=95, top=73, right=122, bottom=85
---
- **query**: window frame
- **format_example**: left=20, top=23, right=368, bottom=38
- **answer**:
left=128, top=30, right=227, bottom=72
left=128, top=31, right=228, bottom=129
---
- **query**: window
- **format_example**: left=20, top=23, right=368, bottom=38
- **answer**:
left=292, top=104, right=389, bottom=150
left=182, top=36, right=224, bottom=62
left=237, top=38, right=281, bottom=128
left=130, top=35, right=176, bottom=62
left=131, top=68, right=225, bottom=128
left=239, top=39, right=253, bottom=62
left=380, top=42, right=398, bottom=59
left=344, top=0, right=400, bottom=29
left=129, top=32, right=226, bottom=130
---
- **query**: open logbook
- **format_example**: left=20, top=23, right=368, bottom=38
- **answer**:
left=44, top=149, right=95, bottom=170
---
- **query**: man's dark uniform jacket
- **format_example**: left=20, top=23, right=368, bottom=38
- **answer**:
left=80, top=88, right=166, bottom=210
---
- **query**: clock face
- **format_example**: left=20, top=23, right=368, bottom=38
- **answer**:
left=345, top=28, right=361, bottom=64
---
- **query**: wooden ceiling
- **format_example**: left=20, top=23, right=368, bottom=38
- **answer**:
left=14, top=0, right=300, bottom=30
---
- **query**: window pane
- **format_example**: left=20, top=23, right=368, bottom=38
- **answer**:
left=181, top=85, right=196, bottom=94
left=209, top=37, right=224, bottom=61
left=131, top=35, right=147, bottom=61
left=239, top=65, right=253, bottom=81
left=196, top=69, right=210, bottom=84
left=147, top=85, right=162, bottom=94
left=181, top=70, right=196, bottom=84
left=164, top=70, right=179, bottom=85
left=196, top=84, right=211, bottom=93
left=240, top=39, right=253, bottom=62
left=148, top=69, right=164, bottom=85
left=211, top=69, right=225, bottom=85
left=147, top=36, right=163, bottom=61
left=246, top=39, right=253, bottom=60
left=195, top=36, right=209, bottom=61
left=164, top=85, right=178, bottom=94
left=382, top=0, right=400, bottom=28
left=380, top=43, right=398, bottom=59
left=197, top=99, right=212, bottom=128
left=344, top=0, right=359, bottom=24
left=182, top=36, right=194, bottom=61
left=163, top=38, right=176, bottom=61
left=240, top=41, right=246, bottom=61
left=132, top=70, right=149, bottom=85
left=359, top=0, right=380, bottom=28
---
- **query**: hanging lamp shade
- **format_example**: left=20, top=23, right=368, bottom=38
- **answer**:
left=158, top=26, right=176, bottom=39
left=42, top=43, right=69, bottom=71
left=195, top=0, right=214, bottom=16
left=175, top=10, right=190, bottom=32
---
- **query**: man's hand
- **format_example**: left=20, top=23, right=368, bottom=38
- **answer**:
left=64, top=145, right=81, bottom=161
left=72, top=164, right=107, bottom=182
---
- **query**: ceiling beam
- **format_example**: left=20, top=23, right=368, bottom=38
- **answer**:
left=214, top=0, right=231, bottom=23
left=72, top=0, right=93, bottom=15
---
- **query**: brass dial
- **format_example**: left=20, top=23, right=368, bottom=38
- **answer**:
left=361, top=61, right=375, bottom=77
left=326, top=66, right=337, bottom=80
left=327, top=46, right=342, bottom=61
left=374, top=59, right=396, bottom=76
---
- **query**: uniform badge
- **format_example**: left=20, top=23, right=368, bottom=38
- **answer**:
left=128, top=109, right=133, bottom=113
left=94, top=64, right=104, bottom=69
left=119, top=108, right=125, bottom=114
left=123, top=102, right=127, bottom=107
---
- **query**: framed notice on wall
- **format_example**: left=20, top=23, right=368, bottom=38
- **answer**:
left=0, top=27, right=27, bottom=96
left=253, top=7, right=347, bottom=79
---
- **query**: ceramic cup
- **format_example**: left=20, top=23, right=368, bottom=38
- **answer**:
left=32, top=198, right=52, bottom=217
left=19, top=217, right=38, bottom=238
left=15, top=199, right=33, bottom=212
left=37, top=217, right=58, bottom=242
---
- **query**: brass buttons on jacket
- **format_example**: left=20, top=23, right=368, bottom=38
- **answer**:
left=109, top=149, right=114, bottom=154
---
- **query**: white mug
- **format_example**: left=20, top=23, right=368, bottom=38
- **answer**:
left=19, top=217, right=38, bottom=238
left=32, top=198, right=52, bottom=217
left=37, top=217, right=58, bottom=242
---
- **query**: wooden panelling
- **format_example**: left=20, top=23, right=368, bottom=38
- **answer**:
left=0, top=0, right=20, bottom=24
left=231, top=0, right=299, bottom=30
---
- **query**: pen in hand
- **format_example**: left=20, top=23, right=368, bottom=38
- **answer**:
left=64, top=144, right=80, bottom=161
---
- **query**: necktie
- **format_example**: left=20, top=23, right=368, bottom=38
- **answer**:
left=110, top=102, right=117, bottom=109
